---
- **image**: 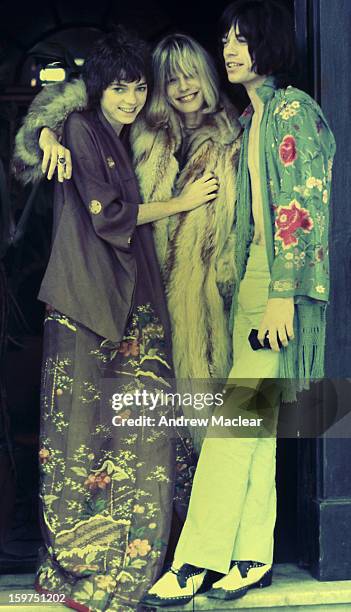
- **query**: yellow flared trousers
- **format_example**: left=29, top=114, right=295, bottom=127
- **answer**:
left=174, top=244, right=280, bottom=573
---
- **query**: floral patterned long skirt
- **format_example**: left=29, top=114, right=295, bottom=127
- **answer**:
left=37, top=306, right=196, bottom=611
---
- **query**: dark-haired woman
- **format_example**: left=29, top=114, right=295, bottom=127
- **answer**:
left=18, top=29, right=218, bottom=612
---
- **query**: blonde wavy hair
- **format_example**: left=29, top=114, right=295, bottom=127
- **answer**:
left=146, top=33, right=220, bottom=128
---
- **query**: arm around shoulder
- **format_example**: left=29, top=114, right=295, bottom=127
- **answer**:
left=12, top=79, right=88, bottom=184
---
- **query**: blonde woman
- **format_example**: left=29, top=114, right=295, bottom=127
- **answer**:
left=134, top=35, right=241, bottom=386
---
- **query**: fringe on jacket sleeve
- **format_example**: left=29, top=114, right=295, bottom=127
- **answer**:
left=12, top=79, right=88, bottom=184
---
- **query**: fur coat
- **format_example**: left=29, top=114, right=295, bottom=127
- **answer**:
left=13, top=79, right=242, bottom=379
left=131, top=110, right=241, bottom=379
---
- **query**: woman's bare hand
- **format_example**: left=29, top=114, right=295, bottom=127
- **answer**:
left=39, top=127, right=72, bottom=182
left=177, top=173, right=219, bottom=211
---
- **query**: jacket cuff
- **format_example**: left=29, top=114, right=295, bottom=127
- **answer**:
left=268, top=279, right=296, bottom=298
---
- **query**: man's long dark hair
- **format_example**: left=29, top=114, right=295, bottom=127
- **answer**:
left=82, top=26, right=152, bottom=108
left=219, top=0, right=296, bottom=86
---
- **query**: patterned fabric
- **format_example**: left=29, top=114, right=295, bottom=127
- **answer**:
left=237, top=77, right=335, bottom=301
left=38, top=309, right=196, bottom=611
left=233, top=77, right=336, bottom=388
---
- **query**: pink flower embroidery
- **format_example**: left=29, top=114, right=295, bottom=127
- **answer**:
left=279, top=134, right=297, bottom=166
left=275, top=200, right=314, bottom=249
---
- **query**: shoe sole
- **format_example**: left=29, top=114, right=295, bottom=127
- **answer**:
left=206, top=567, right=273, bottom=601
left=141, top=594, right=195, bottom=607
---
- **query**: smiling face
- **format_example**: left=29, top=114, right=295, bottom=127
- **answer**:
left=100, top=78, right=148, bottom=132
left=166, top=70, right=205, bottom=119
left=223, top=25, right=263, bottom=87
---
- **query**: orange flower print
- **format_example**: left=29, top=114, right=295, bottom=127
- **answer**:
left=113, top=409, right=132, bottom=423
left=279, top=134, right=297, bottom=166
left=118, top=340, right=140, bottom=357
left=127, top=538, right=151, bottom=558
left=275, top=200, right=314, bottom=249
left=39, top=448, right=50, bottom=465
left=84, top=471, right=111, bottom=492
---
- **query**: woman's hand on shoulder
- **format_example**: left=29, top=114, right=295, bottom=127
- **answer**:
left=39, top=127, right=72, bottom=182
left=176, top=173, right=219, bottom=212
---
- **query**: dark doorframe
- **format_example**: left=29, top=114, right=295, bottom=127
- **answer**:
left=295, top=0, right=351, bottom=580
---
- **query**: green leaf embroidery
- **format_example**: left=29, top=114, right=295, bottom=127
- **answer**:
left=130, top=559, right=147, bottom=569
left=71, top=467, right=88, bottom=478
left=111, top=467, right=129, bottom=481
left=93, top=590, right=108, bottom=601
left=43, top=494, right=59, bottom=505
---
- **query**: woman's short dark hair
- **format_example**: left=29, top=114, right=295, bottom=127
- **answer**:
left=83, top=26, right=151, bottom=108
left=219, top=0, right=296, bottom=81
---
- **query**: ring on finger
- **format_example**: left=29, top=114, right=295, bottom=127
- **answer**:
left=58, top=157, right=66, bottom=165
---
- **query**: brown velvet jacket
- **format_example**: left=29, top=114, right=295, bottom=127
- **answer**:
left=39, top=109, right=144, bottom=342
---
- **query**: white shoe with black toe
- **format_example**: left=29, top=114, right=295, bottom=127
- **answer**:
left=206, top=560, right=272, bottom=601
left=141, top=563, right=207, bottom=607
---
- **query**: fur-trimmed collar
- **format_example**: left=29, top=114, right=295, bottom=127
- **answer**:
left=131, top=98, right=241, bottom=159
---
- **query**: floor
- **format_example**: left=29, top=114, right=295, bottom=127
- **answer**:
left=1, top=564, right=351, bottom=610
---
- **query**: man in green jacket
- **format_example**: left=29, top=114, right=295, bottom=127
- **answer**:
left=143, top=0, right=336, bottom=606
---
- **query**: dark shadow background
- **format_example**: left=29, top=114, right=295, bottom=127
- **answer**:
left=0, top=0, right=317, bottom=574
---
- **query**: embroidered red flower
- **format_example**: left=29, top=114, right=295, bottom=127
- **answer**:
left=279, top=134, right=297, bottom=166
left=275, top=200, right=314, bottom=249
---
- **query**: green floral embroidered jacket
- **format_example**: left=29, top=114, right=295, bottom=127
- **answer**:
left=234, top=77, right=336, bottom=387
